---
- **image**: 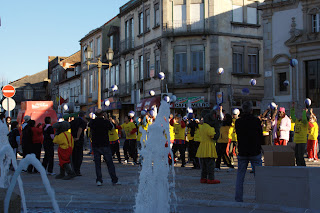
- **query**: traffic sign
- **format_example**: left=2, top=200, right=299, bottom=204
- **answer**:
left=2, top=85, right=15, bottom=98
left=2, top=98, right=16, bottom=111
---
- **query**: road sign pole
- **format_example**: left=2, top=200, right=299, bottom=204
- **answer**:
left=7, top=99, right=9, bottom=118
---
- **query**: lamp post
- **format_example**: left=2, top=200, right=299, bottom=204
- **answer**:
left=85, top=46, right=114, bottom=109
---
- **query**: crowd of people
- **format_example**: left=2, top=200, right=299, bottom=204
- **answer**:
left=1, top=98, right=319, bottom=202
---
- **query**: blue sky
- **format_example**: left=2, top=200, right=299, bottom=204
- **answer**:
left=0, top=0, right=128, bottom=83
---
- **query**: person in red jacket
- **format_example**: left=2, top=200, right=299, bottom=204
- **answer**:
left=27, top=120, right=43, bottom=173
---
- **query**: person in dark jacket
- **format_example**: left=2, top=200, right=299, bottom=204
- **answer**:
left=7, top=121, right=20, bottom=158
left=28, top=120, right=43, bottom=173
left=235, top=101, right=262, bottom=202
left=88, top=109, right=118, bottom=186
left=42, top=117, right=55, bottom=175
left=21, top=115, right=32, bottom=158
left=260, top=108, right=277, bottom=145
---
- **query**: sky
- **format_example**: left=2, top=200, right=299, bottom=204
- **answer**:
left=0, top=0, right=129, bottom=83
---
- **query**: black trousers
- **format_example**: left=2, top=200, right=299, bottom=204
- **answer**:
left=200, top=158, right=216, bottom=180
left=295, top=143, right=306, bottom=166
left=189, top=140, right=200, bottom=168
left=72, top=142, right=84, bottom=174
left=27, top=143, right=42, bottom=173
left=123, top=139, right=137, bottom=162
left=42, top=143, right=54, bottom=173
left=172, top=144, right=186, bottom=165
left=110, top=143, right=121, bottom=162
left=216, top=143, right=233, bottom=169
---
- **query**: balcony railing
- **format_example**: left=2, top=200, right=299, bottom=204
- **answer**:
left=118, top=83, right=133, bottom=97
left=120, top=38, right=135, bottom=54
left=167, top=71, right=209, bottom=87
left=163, top=19, right=209, bottom=36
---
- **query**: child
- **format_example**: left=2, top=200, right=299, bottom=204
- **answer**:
left=196, top=114, right=220, bottom=184
left=291, top=106, right=308, bottom=166
left=53, top=121, right=76, bottom=180
left=307, top=108, right=319, bottom=162
left=216, top=114, right=234, bottom=170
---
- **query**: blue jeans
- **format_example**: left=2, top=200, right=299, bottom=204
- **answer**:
left=93, top=146, right=118, bottom=184
left=235, top=154, right=262, bottom=202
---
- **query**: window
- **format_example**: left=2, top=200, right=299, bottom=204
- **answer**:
left=155, top=50, right=160, bottom=75
left=173, top=4, right=186, bottom=31
left=24, top=88, right=33, bottom=100
left=190, top=3, right=204, bottom=30
left=110, top=66, right=115, bottom=86
left=115, top=65, right=120, bottom=85
left=105, top=69, right=109, bottom=89
left=233, top=46, right=244, bottom=73
left=139, top=12, right=144, bottom=34
left=191, top=51, right=204, bottom=72
left=96, top=37, right=101, bottom=56
left=89, top=74, right=93, bottom=94
left=139, top=55, right=144, bottom=80
left=125, top=18, right=134, bottom=49
left=110, top=35, right=114, bottom=50
left=247, top=7, right=257, bottom=25
left=146, top=9, right=150, bottom=31
left=154, top=3, right=160, bottom=26
left=131, top=59, right=135, bottom=86
left=248, top=47, right=258, bottom=74
left=146, top=55, right=150, bottom=78
left=312, top=14, right=320, bottom=33
left=89, top=41, right=94, bottom=58
left=82, top=46, right=87, bottom=62
left=125, top=60, right=130, bottom=85
left=306, top=60, right=320, bottom=107
left=82, top=77, right=86, bottom=96
left=174, top=52, right=187, bottom=73
left=232, top=5, right=243, bottom=22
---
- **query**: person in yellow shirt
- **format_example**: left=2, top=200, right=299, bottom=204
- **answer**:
left=170, top=114, right=187, bottom=167
left=52, top=121, right=76, bottom=180
left=228, top=109, right=240, bottom=165
left=196, top=114, right=220, bottom=184
left=307, top=108, right=319, bottom=162
left=109, top=116, right=121, bottom=164
left=291, top=106, right=308, bottom=166
left=216, top=114, right=234, bottom=170
left=120, top=115, right=138, bottom=164
left=169, top=114, right=175, bottom=148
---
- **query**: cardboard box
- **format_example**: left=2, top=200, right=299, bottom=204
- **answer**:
left=262, top=145, right=295, bottom=166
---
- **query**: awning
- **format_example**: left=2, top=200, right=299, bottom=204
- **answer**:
left=136, top=96, right=161, bottom=111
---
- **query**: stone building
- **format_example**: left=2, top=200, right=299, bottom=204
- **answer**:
left=260, top=0, right=320, bottom=113
left=118, top=0, right=264, bottom=116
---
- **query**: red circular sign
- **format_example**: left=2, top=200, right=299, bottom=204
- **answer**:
left=2, top=85, right=16, bottom=98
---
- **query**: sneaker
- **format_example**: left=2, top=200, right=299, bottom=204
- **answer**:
left=314, top=160, right=318, bottom=162
left=47, top=172, right=56, bottom=176
left=96, top=181, right=102, bottom=186
left=124, top=160, right=128, bottom=164
left=112, top=182, right=121, bottom=186
left=308, top=158, right=313, bottom=162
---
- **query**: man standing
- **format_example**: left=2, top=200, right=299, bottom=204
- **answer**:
left=235, top=101, right=262, bottom=202
left=89, top=109, right=118, bottom=186
left=272, top=107, right=291, bottom=146
left=71, top=111, right=87, bottom=176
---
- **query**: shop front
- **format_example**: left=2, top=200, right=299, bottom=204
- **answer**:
left=136, top=96, right=161, bottom=112
left=170, top=96, right=211, bottom=118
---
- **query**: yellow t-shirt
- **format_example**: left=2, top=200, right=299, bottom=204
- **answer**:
left=174, top=123, right=186, bottom=140
left=137, top=122, right=148, bottom=142
left=293, top=120, right=308, bottom=144
left=217, top=126, right=233, bottom=143
left=290, top=120, right=295, bottom=132
left=231, top=118, right=237, bottom=142
left=121, top=122, right=137, bottom=140
left=187, top=128, right=194, bottom=141
left=108, top=128, right=119, bottom=142
left=53, top=131, right=74, bottom=149
left=169, top=123, right=175, bottom=142
left=308, top=122, right=319, bottom=141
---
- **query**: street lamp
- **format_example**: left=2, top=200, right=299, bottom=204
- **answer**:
left=84, top=47, right=114, bottom=109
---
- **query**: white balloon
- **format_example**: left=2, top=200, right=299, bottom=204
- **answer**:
left=105, top=100, right=110, bottom=107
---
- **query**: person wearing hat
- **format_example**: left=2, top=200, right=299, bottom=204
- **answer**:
left=272, top=106, right=291, bottom=146
left=89, top=109, right=118, bottom=186
left=21, top=115, right=32, bottom=158
left=70, top=111, right=88, bottom=176
left=119, top=115, right=138, bottom=164
left=53, top=121, right=76, bottom=180
left=170, top=114, right=187, bottom=167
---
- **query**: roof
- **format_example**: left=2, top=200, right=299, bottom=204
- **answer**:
left=9, top=69, right=48, bottom=88
left=61, top=51, right=81, bottom=66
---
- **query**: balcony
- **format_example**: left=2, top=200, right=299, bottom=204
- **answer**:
left=120, top=38, right=135, bottom=55
left=118, top=83, right=133, bottom=97
left=167, top=71, right=210, bottom=88
left=163, top=19, right=209, bottom=37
